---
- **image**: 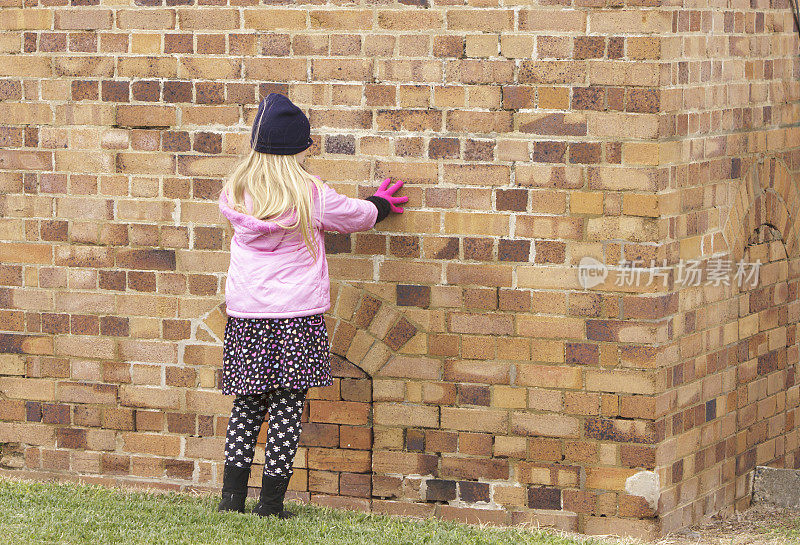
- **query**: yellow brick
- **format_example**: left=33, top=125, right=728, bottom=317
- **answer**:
left=0, top=34, right=20, bottom=53
left=406, top=382, right=422, bottom=403
left=516, top=315, right=584, bottom=340
left=377, top=210, right=442, bottom=235
left=465, top=34, right=498, bottom=58
left=131, top=33, right=161, bottom=54
left=377, top=59, right=443, bottom=83
left=530, top=339, right=565, bottom=363
left=0, top=242, right=52, bottom=264
left=500, top=35, right=533, bottom=58
left=54, top=336, right=115, bottom=359
left=0, top=377, right=54, bottom=401
left=493, top=484, right=527, bottom=506
left=466, top=85, right=502, bottom=108
left=378, top=10, right=443, bottom=30
left=180, top=105, right=240, bottom=127
left=585, top=369, right=662, bottom=395
left=118, top=56, right=177, bottom=78
left=309, top=9, right=372, bottom=30
left=585, top=216, right=658, bottom=243
left=491, top=385, right=527, bottom=408
left=244, top=58, right=307, bottom=81
left=177, top=8, right=239, bottom=29
left=0, top=218, right=23, bottom=240
left=117, top=9, right=175, bottom=30
left=570, top=191, right=604, bottom=215
left=627, top=37, right=660, bottom=59
left=116, top=152, right=176, bottom=175
left=622, top=193, right=659, bottom=217
left=447, top=8, right=514, bottom=31
left=116, top=105, right=177, bottom=128
left=55, top=9, right=112, bottom=30
left=497, top=337, right=531, bottom=361
left=178, top=57, right=242, bottom=80
left=434, top=86, right=466, bottom=108
left=55, top=104, right=115, bottom=126
left=586, top=111, right=659, bottom=139
left=373, top=379, right=406, bottom=401
left=397, top=85, right=431, bottom=108
left=0, top=55, right=51, bottom=77
left=493, top=436, right=527, bottom=458
left=243, top=8, right=306, bottom=29
left=116, top=294, right=178, bottom=318
left=0, top=422, right=55, bottom=446
left=374, top=402, right=438, bottom=427
left=537, top=87, right=570, bottom=110
left=128, top=317, right=160, bottom=339
left=517, top=364, right=582, bottom=389
left=118, top=340, right=178, bottom=365
left=585, top=466, right=638, bottom=491
left=589, top=10, right=671, bottom=34
left=0, top=9, right=51, bottom=30
left=588, top=60, right=660, bottom=86
left=444, top=212, right=509, bottom=236
left=623, top=142, right=659, bottom=165
left=441, top=407, right=507, bottom=433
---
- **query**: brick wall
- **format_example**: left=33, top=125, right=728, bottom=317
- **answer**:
left=654, top=0, right=800, bottom=533
left=0, top=1, right=797, bottom=540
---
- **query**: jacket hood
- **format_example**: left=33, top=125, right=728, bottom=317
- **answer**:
left=219, top=185, right=323, bottom=252
left=218, top=188, right=292, bottom=234
left=220, top=188, right=302, bottom=251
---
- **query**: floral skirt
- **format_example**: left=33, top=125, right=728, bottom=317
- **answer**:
left=221, top=313, right=334, bottom=395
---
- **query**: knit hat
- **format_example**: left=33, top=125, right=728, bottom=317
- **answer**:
left=250, top=93, right=313, bottom=155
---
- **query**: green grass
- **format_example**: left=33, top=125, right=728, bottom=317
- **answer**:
left=0, top=476, right=607, bottom=545
left=754, top=509, right=800, bottom=541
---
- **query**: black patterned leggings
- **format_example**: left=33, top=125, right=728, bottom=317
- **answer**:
left=223, top=387, right=308, bottom=476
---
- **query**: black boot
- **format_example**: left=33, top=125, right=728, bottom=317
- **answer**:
left=216, top=464, right=251, bottom=513
left=252, top=471, right=296, bottom=519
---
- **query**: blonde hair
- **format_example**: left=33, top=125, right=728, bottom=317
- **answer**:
left=221, top=148, right=324, bottom=262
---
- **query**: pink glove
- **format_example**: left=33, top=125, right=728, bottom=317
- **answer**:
left=372, top=177, right=408, bottom=213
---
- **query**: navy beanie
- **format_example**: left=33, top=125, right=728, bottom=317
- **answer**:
left=250, top=93, right=313, bottom=155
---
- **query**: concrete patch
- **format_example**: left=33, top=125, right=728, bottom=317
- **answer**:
left=625, top=470, right=660, bottom=510
left=752, top=465, right=800, bottom=508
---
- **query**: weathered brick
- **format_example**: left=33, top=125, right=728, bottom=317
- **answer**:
left=374, top=402, right=438, bottom=428
left=441, top=456, right=508, bottom=480
left=441, top=407, right=507, bottom=433
left=177, top=8, right=239, bottom=30
left=528, top=486, right=562, bottom=510
left=55, top=9, right=112, bottom=30
left=310, top=400, right=369, bottom=425
left=115, top=249, right=176, bottom=271
left=425, top=478, right=456, bottom=501
left=447, top=9, right=513, bottom=31
left=511, top=412, right=580, bottom=438
left=58, top=382, right=117, bottom=405
left=116, top=105, right=176, bottom=128
left=119, top=385, right=179, bottom=410
left=309, top=10, right=372, bottom=30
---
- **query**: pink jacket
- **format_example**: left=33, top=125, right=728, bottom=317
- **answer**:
left=218, top=178, right=378, bottom=318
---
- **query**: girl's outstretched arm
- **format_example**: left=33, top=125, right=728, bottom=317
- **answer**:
left=317, top=177, right=406, bottom=233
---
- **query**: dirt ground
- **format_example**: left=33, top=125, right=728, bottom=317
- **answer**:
left=547, top=503, right=800, bottom=545
left=651, top=503, right=800, bottom=545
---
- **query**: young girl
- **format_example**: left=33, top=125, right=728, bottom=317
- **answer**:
left=215, top=93, right=407, bottom=519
